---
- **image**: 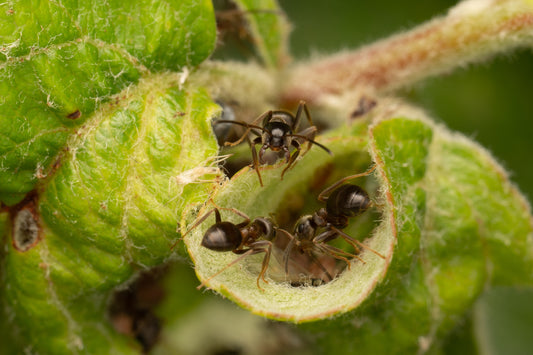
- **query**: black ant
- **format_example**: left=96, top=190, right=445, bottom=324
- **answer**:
left=178, top=205, right=334, bottom=289
left=180, top=206, right=284, bottom=291
left=283, top=166, right=385, bottom=277
left=214, top=101, right=332, bottom=186
left=212, top=100, right=239, bottom=146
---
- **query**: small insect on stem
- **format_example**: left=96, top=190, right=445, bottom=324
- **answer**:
left=350, top=96, right=377, bottom=119
left=213, top=101, right=332, bottom=186
left=179, top=206, right=291, bottom=291
left=283, top=165, right=385, bottom=278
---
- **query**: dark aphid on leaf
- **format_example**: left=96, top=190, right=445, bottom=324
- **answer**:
left=212, top=100, right=239, bottom=146
left=350, top=96, right=377, bottom=118
left=213, top=101, right=332, bottom=186
left=180, top=207, right=282, bottom=291
left=283, top=166, right=385, bottom=277
left=66, top=109, right=81, bottom=119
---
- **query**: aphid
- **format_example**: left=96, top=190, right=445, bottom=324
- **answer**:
left=182, top=207, right=281, bottom=290
left=66, top=109, right=81, bottom=119
left=350, top=96, right=377, bottom=118
left=214, top=101, right=332, bottom=186
left=283, top=166, right=385, bottom=277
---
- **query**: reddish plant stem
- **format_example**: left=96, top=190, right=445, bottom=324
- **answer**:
left=281, top=1, right=533, bottom=106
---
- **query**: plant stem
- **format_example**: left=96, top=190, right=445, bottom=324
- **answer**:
left=281, top=0, right=533, bottom=105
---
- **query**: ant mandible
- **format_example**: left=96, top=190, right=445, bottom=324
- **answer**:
left=283, top=165, right=385, bottom=276
left=180, top=206, right=287, bottom=291
left=214, top=101, right=332, bottom=186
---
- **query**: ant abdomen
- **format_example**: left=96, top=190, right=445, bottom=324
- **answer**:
left=326, top=184, right=371, bottom=218
left=201, top=222, right=242, bottom=251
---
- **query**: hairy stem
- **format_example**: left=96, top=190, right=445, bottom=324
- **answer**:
left=281, top=0, right=533, bottom=105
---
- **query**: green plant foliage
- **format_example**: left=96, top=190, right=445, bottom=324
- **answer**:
left=1, top=0, right=532, bottom=354
left=0, top=0, right=216, bottom=205
left=473, top=287, right=533, bottom=355
left=184, top=116, right=533, bottom=352
left=1, top=74, right=221, bottom=354
left=231, top=0, right=290, bottom=68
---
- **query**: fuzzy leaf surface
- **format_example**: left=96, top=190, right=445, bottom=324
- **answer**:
left=0, top=0, right=216, bottom=204
left=184, top=116, right=533, bottom=353
left=231, top=0, right=290, bottom=68
left=1, top=75, right=221, bottom=354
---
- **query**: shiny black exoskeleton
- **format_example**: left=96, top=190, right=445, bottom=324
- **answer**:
left=214, top=101, right=332, bottom=186
left=183, top=207, right=282, bottom=290
left=323, top=184, right=372, bottom=228
left=283, top=167, right=384, bottom=278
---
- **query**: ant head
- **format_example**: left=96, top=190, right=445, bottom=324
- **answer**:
left=263, top=121, right=292, bottom=150
left=293, top=215, right=316, bottom=241
left=326, top=184, right=371, bottom=218
left=201, top=222, right=243, bottom=251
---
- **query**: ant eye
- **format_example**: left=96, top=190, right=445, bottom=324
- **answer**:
left=296, top=223, right=306, bottom=234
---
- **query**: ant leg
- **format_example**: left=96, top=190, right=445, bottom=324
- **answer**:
left=172, top=208, right=220, bottom=250
left=294, top=126, right=317, bottom=154
left=258, top=142, right=270, bottom=165
left=302, top=100, right=315, bottom=127
left=214, top=120, right=265, bottom=147
left=311, top=229, right=362, bottom=267
left=316, top=242, right=366, bottom=265
left=280, top=231, right=334, bottom=283
left=249, top=136, right=264, bottom=187
left=330, top=226, right=385, bottom=259
left=292, top=101, right=315, bottom=132
left=291, top=101, right=306, bottom=132
left=278, top=229, right=297, bottom=275
left=312, top=229, right=364, bottom=264
left=307, top=252, right=334, bottom=282
left=228, top=241, right=272, bottom=290
left=289, top=132, right=332, bottom=156
left=222, top=110, right=271, bottom=147
left=318, top=165, right=377, bottom=202
left=207, top=202, right=252, bottom=229
left=280, top=142, right=300, bottom=180
left=249, top=240, right=273, bottom=288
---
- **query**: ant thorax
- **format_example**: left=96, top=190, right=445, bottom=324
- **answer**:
left=269, top=111, right=295, bottom=127
left=314, top=209, right=328, bottom=226
left=254, top=217, right=277, bottom=240
left=242, top=218, right=276, bottom=243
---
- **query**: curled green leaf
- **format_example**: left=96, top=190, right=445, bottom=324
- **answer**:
left=183, top=113, right=533, bottom=352
left=0, top=0, right=216, bottom=205
left=228, top=0, right=291, bottom=69
left=1, top=73, right=222, bottom=354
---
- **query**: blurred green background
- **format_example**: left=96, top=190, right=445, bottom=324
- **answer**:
left=281, top=0, right=533, bottom=201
